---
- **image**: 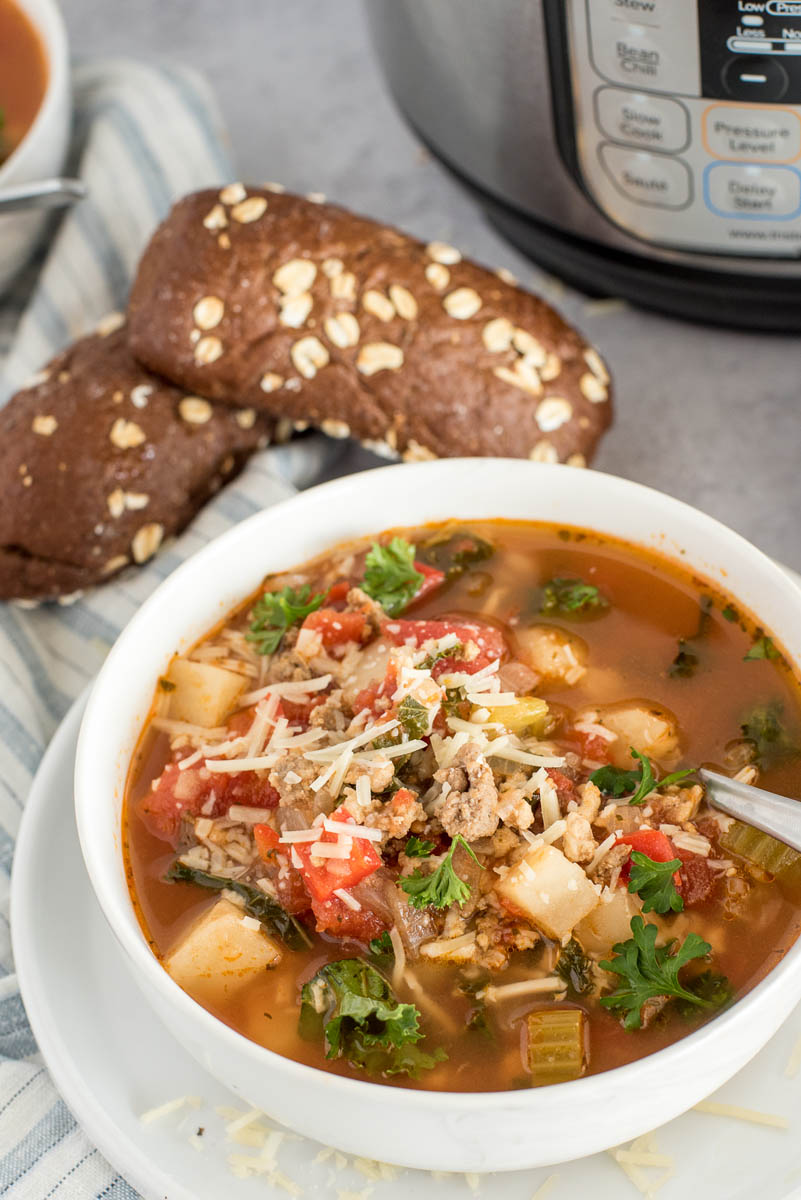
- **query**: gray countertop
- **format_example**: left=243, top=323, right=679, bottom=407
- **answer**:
left=61, top=0, right=801, bottom=569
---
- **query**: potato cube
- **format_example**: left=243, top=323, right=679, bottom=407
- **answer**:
left=515, top=626, right=587, bottom=686
left=585, top=701, right=680, bottom=767
left=497, top=843, right=599, bottom=940
left=167, top=658, right=246, bottom=727
left=164, top=898, right=281, bottom=1003
left=575, top=889, right=641, bottom=954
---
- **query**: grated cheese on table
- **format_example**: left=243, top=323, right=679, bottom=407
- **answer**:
left=693, top=1100, right=789, bottom=1128
left=531, top=1175, right=560, bottom=1200
left=139, top=1095, right=202, bottom=1124
left=785, top=1031, right=801, bottom=1078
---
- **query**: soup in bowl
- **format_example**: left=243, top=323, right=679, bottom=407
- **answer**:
left=75, top=459, right=801, bottom=1171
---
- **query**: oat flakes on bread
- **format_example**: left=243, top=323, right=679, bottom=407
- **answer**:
left=0, top=323, right=272, bottom=601
left=127, top=185, right=612, bottom=464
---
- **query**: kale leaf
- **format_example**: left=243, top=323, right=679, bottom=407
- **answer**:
left=555, top=938, right=595, bottom=996
left=540, top=577, right=608, bottom=617
left=298, top=959, right=445, bottom=1077
left=164, top=861, right=310, bottom=949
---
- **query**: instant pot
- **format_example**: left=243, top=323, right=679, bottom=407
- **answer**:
left=367, top=0, right=801, bottom=329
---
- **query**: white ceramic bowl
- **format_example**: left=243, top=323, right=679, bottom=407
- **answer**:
left=75, top=459, right=801, bottom=1172
left=0, top=0, right=70, bottom=294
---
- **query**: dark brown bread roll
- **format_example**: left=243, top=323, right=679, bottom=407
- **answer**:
left=127, top=186, right=612, bottom=465
left=0, top=323, right=272, bottom=601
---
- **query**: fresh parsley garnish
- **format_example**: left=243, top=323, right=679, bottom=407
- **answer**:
left=540, top=576, right=608, bottom=616
left=555, top=938, right=595, bottom=996
left=405, top=835, right=436, bottom=858
left=589, top=763, right=640, bottom=799
left=368, top=931, right=394, bottom=965
left=669, top=638, right=700, bottom=679
left=298, top=959, right=445, bottom=1077
left=246, top=584, right=325, bottom=655
left=590, top=750, right=694, bottom=805
left=362, top=538, right=424, bottom=616
left=628, top=852, right=684, bottom=914
left=721, top=604, right=738, bottom=623
left=400, top=835, right=481, bottom=909
left=397, top=695, right=430, bottom=739
left=629, top=749, right=696, bottom=806
left=599, top=917, right=713, bottom=1031
left=744, top=635, right=781, bottom=662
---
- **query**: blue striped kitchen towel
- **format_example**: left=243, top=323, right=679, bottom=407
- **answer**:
left=0, top=58, right=343, bottom=1198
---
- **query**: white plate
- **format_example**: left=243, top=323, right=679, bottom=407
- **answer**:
left=11, top=693, right=801, bottom=1200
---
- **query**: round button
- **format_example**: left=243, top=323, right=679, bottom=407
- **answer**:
left=722, top=56, right=789, bottom=102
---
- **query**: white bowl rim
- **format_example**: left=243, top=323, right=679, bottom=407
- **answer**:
left=75, top=457, right=801, bottom=1112
left=0, top=0, right=69, bottom=182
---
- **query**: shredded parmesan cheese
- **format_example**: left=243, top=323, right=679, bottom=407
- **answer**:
left=785, top=1031, right=801, bottom=1078
left=238, top=674, right=332, bottom=707
left=482, top=977, right=565, bottom=1003
left=333, top=887, right=361, bottom=911
left=693, top=1100, right=789, bottom=1128
left=139, top=1095, right=201, bottom=1124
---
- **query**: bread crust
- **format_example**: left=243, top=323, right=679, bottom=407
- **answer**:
left=0, top=326, right=271, bottom=600
left=127, top=187, right=612, bottom=465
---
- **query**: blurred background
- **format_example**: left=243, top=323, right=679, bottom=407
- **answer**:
left=56, top=0, right=801, bottom=569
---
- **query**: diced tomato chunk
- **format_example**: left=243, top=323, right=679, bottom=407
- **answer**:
left=675, top=849, right=717, bottom=906
left=325, top=580, right=351, bottom=607
left=279, top=693, right=327, bottom=730
left=353, top=669, right=397, bottom=718
left=568, top=729, right=612, bottom=765
left=226, top=705, right=256, bottom=738
left=383, top=618, right=506, bottom=677
left=139, top=762, right=279, bottom=843
left=411, top=562, right=446, bottom=604
left=545, top=768, right=577, bottom=807
left=293, top=806, right=382, bottom=901
left=139, top=763, right=218, bottom=840
left=223, top=772, right=281, bottom=811
left=302, top=608, right=368, bottom=648
left=254, top=823, right=280, bottom=861
left=310, top=894, right=387, bottom=942
left=615, top=830, right=679, bottom=885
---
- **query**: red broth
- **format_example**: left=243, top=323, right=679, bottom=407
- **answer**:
left=0, top=0, right=48, bottom=164
left=123, top=520, right=801, bottom=1091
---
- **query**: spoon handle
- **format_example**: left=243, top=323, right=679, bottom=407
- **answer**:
left=0, top=178, right=87, bottom=214
left=699, top=768, right=801, bottom=853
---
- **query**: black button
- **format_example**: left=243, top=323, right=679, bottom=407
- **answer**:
left=722, top=56, right=789, bottom=102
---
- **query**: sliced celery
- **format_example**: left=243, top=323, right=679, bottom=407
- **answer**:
left=719, top=819, right=801, bottom=881
left=526, top=1008, right=586, bottom=1085
left=498, top=696, right=550, bottom=737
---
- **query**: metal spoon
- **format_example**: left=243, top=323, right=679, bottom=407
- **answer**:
left=699, top=768, right=801, bottom=853
left=0, top=178, right=87, bottom=214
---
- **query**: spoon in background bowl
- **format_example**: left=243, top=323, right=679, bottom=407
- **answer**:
left=700, top=768, right=801, bottom=853
left=0, top=177, right=86, bottom=213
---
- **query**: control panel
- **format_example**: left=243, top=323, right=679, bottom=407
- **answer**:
left=564, top=0, right=801, bottom=255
